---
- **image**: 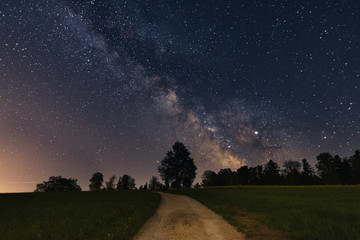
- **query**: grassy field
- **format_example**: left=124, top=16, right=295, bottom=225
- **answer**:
left=0, top=191, right=160, bottom=240
left=175, top=186, right=360, bottom=240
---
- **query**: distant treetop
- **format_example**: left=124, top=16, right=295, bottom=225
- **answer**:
left=35, top=176, right=81, bottom=192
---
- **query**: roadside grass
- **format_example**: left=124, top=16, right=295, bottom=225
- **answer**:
left=0, top=191, right=160, bottom=240
left=175, top=186, right=360, bottom=240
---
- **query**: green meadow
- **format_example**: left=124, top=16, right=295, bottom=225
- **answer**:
left=176, top=186, right=360, bottom=240
left=2, top=186, right=360, bottom=240
left=0, top=191, right=160, bottom=240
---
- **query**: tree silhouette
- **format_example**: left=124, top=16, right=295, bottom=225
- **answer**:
left=302, top=159, right=313, bottom=176
left=201, top=170, right=218, bottom=186
left=338, top=158, right=353, bottom=184
left=158, top=142, right=197, bottom=188
left=35, top=176, right=81, bottom=192
left=105, top=175, right=116, bottom=191
left=349, top=150, right=360, bottom=184
left=117, top=174, right=136, bottom=190
left=237, top=166, right=249, bottom=185
left=283, top=160, right=301, bottom=185
left=263, top=160, right=282, bottom=185
left=218, top=168, right=236, bottom=185
left=300, top=159, right=318, bottom=185
left=248, top=165, right=263, bottom=185
left=316, top=153, right=341, bottom=184
left=149, top=176, right=163, bottom=191
left=89, top=172, right=104, bottom=191
left=283, top=160, right=301, bottom=174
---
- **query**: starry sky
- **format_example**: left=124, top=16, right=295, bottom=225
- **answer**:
left=0, top=0, right=359, bottom=192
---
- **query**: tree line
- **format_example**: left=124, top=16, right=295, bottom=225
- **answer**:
left=34, top=142, right=360, bottom=192
left=34, top=172, right=166, bottom=192
left=34, top=172, right=136, bottom=192
left=34, top=141, right=196, bottom=192
left=202, top=150, right=360, bottom=186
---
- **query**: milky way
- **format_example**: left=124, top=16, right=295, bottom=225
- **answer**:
left=0, top=0, right=359, bottom=192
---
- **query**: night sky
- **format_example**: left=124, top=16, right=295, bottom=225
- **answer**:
left=1, top=0, right=359, bottom=192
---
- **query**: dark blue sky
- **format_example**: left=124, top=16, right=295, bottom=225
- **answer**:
left=0, top=0, right=359, bottom=192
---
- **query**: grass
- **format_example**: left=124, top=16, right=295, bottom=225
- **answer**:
left=175, top=186, right=360, bottom=240
left=0, top=191, right=160, bottom=240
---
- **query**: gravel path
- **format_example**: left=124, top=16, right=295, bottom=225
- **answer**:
left=133, top=192, right=245, bottom=240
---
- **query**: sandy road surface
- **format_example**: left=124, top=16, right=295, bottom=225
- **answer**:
left=133, top=192, right=245, bottom=240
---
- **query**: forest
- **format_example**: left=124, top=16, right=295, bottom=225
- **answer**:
left=201, top=150, right=360, bottom=186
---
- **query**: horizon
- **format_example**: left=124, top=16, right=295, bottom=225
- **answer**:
left=1, top=1, right=359, bottom=193
left=1, top=148, right=359, bottom=193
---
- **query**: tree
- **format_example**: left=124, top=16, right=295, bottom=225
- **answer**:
left=283, top=160, right=301, bottom=185
left=349, top=150, right=360, bottom=184
left=263, top=160, right=282, bottom=185
left=338, top=158, right=353, bottom=184
left=149, top=176, right=163, bottom=191
left=158, top=142, right=197, bottom=188
left=105, top=175, right=116, bottom=191
left=117, top=174, right=136, bottom=190
left=302, top=159, right=313, bottom=176
left=300, top=159, right=317, bottom=185
left=237, top=166, right=249, bottom=185
left=89, top=172, right=104, bottom=191
left=218, top=168, right=236, bottom=186
left=201, top=170, right=218, bottom=187
left=316, top=153, right=341, bottom=184
left=116, top=176, right=122, bottom=190
left=35, top=176, right=81, bottom=192
left=194, top=183, right=201, bottom=188
left=283, top=160, right=301, bottom=175
left=248, top=165, right=263, bottom=185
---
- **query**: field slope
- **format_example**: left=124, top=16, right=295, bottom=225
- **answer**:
left=176, top=186, right=360, bottom=240
left=0, top=191, right=160, bottom=240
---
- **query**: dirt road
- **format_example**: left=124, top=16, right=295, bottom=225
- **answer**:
left=133, top=192, right=245, bottom=240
